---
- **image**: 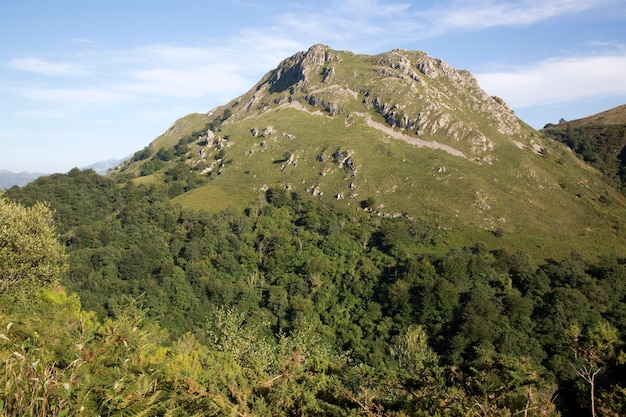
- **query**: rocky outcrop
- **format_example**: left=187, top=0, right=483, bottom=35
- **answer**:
left=359, top=49, right=528, bottom=157
left=266, top=44, right=342, bottom=93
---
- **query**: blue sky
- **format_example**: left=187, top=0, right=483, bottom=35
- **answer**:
left=1, top=0, right=625, bottom=173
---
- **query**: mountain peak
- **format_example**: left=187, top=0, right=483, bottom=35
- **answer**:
left=231, top=45, right=533, bottom=162
left=263, top=44, right=341, bottom=93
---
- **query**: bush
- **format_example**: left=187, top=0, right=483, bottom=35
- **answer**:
left=140, top=160, right=165, bottom=176
left=0, top=199, right=67, bottom=294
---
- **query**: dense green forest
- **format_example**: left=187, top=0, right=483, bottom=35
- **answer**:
left=543, top=123, right=626, bottom=194
left=2, top=169, right=626, bottom=416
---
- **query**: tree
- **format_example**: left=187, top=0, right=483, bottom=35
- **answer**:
left=393, top=324, right=437, bottom=370
left=569, top=321, right=620, bottom=417
left=0, top=199, right=67, bottom=294
left=360, top=196, right=376, bottom=209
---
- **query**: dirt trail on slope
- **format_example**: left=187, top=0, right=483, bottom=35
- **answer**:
left=356, top=112, right=467, bottom=159
left=281, top=102, right=467, bottom=159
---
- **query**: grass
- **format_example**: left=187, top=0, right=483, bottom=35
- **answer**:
left=193, top=106, right=624, bottom=260
left=173, top=183, right=254, bottom=213
left=562, top=103, right=626, bottom=126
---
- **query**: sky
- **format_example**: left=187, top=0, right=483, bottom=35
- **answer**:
left=1, top=0, right=625, bottom=173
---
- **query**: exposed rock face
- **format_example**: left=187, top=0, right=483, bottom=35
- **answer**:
left=362, top=49, right=527, bottom=157
left=267, top=44, right=342, bottom=93
left=227, top=44, right=536, bottom=162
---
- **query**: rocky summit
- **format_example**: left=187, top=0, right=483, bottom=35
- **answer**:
left=115, top=45, right=626, bottom=259
left=243, top=44, right=533, bottom=159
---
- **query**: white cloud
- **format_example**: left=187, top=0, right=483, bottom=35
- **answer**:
left=433, top=0, right=604, bottom=30
left=19, top=86, right=131, bottom=104
left=15, top=107, right=73, bottom=120
left=3, top=36, right=306, bottom=117
left=7, top=57, right=89, bottom=76
left=123, top=65, right=250, bottom=99
left=475, top=53, right=626, bottom=108
left=269, top=1, right=413, bottom=47
left=263, top=0, right=615, bottom=48
left=3, top=0, right=621, bottom=123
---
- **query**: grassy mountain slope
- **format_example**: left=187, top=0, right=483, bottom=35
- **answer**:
left=113, top=45, right=626, bottom=260
left=562, top=104, right=626, bottom=126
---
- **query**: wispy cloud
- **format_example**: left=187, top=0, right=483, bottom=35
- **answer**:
left=476, top=52, right=626, bottom=107
left=7, top=57, right=89, bottom=76
left=431, top=0, right=604, bottom=30
left=3, top=0, right=620, bottom=120
left=267, top=0, right=614, bottom=48
left=18, top=86, right=131, bottom=104
left=4, top=39, right=302, bottom=114
left=123, top=66, right=250, bottom=99
left=16, top=107, right=74, bottom=120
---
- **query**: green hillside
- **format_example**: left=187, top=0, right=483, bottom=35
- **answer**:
left=543, top=104, right=626, bottom=193
left=3, top=172, right=626, bottom=416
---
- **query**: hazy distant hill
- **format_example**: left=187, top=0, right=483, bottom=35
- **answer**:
left=0, top=158, right=126, bottom=189
left=83, top=157, right=126, bottom=174
left=0, top=170, right=45, bottom=189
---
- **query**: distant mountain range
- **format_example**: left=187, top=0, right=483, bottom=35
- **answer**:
left=83, top=158, right=127, bottom=175
left=0, top=170, right=46, bottom=189
left=0, top=158, right=126, bottom=189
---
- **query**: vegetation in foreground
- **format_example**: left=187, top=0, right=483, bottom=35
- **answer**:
left=1, top=170, right=626, bottom=416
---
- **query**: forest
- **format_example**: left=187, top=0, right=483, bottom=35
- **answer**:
left=1, top=168, right=626, bottom=416
left=542, top=123, right=626, bottom=194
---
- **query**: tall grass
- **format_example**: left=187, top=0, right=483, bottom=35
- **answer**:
left=0, top=321, right=81, bottom=417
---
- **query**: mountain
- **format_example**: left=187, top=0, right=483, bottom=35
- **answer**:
left=0, top=169, right=45, bottom=189
left=543, top=104, right=626, bottom=192
left=113, top=44, right=626, bottom=259
left=83, top=157, right=127, bottom=174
